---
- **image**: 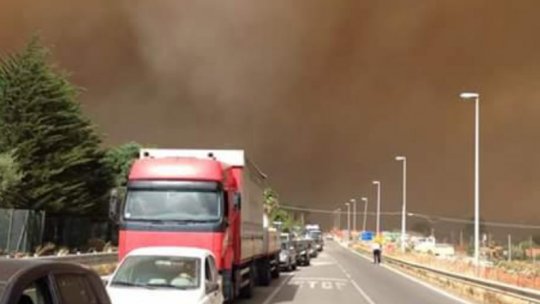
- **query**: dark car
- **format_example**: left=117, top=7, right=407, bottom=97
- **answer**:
left=295, top=239, right=311, bottom=266
left=0, top=259, right=111, bottom=304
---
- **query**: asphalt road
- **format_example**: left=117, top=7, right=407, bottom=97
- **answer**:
left=238, top=240, right=470, bottom=304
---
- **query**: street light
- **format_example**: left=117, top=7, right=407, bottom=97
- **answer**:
left=361, top=197, right=368, bottom=232
left=372, top=181, right=381, bottom=235
left=460, top=91, right=480, bottom=266
left=345, top=202, right=351, bottom=241
left=350, top=198, right=357, bottom=232
left=337, top=208, right=342, bottom=230
left=396, top=155, right=407, bottom=253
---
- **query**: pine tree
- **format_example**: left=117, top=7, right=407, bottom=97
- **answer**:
left=0, top=38, right=114, bottom=215
left=104, top=141, right=141, bottom=187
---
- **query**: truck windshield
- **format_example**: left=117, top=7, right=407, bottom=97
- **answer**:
left=308, top=231, right=322, bottom=239
left=124, top=190, right=221, bottom=222
left=111, top=255, right=200, bottom=290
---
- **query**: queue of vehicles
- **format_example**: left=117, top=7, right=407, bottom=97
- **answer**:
left=0, top=148, right=326, bottom=304
left=107, top=148, right=327, bottom=303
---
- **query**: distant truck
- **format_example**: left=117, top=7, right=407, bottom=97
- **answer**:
left=413, top=236, right=455, bottom=257
left=110, top=149, right=281, bottom=302
left=305, top=224, right=324, bottom=251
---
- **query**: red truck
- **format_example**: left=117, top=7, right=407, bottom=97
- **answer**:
left=109, top=149, right=281, bottom=302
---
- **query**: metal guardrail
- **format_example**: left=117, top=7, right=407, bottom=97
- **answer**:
left=350, top=244, right=540, bottom=303
left=31, top=252, right=118, bottom=267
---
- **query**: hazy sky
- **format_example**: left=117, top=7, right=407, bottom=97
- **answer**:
left=2, top=0, right=540, bottom=232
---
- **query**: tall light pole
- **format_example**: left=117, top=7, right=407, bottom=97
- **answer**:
left=333, top=209, right=338, bottom=230
left=396, top=156, right=407, bottom=253
left=372, top=181, right=381, bottom=235
left=361, top=197, right=368, bottom=232
left=460, top=92, right=480, bottom=266
left=337, top=208, right=342, bottom=230
left=345, top=202, right=351, bottom=241
left=350, top=198, right=357, bottom=232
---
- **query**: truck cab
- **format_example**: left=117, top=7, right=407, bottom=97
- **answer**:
left=109, top=149, right=280, bottom=302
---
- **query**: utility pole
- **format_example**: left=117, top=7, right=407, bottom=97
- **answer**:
left=396, top=156, right=407, bottom=253
left=508, top=234, right=512, bottom=262
left=361, top=197, right=368, bottom=232
left=372, top=181, right=381, bottom=235
left=351, top=199, right=357, bottom=233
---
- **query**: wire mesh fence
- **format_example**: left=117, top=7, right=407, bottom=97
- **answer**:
left=0, top=208, right=45, bottom=253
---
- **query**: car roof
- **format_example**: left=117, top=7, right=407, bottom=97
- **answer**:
left=126, top=246, right=213, bottom=258
left=0, top=259, right=65, bottom=284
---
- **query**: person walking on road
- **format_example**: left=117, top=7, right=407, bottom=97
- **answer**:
left=371, top=241, right=382, bottom=264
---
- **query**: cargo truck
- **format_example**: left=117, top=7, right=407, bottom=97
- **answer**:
left=109, top=149, right=281, bottom=302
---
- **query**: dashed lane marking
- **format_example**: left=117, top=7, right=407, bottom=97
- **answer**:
left=261, top=275, right=294, bottom=304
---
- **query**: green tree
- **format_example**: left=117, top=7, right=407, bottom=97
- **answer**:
left=104, top=142, right=141, bottom=187
left=0, top=38, right=114, bottom=215
left=263, top=188, right=279, bottom=215
left=0, top=150, right=23, bottom=207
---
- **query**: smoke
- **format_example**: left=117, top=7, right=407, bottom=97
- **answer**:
left=2, top=0, right=540, bottom=232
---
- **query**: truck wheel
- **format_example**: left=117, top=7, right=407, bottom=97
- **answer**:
left=258, top=260, right=272, bottom=286
left=271, top=255, right=280, bottom=279
left=239, top=266, right=254, bottom=299
left=223, top=271, right=234, bottom=303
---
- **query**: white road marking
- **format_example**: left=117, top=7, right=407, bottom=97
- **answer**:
left=288, top=277, right=352, bottom=290
left=322, top=281, right=333, bottom=290
left=333, top=257, right=377, bottom=304
left=341, top=244, right=472, bottom=304
left=309, top=261, right=337, bottom=266
left=261, top=275, right=293, bottom=304
left=290, top=277, right=348, bottom=282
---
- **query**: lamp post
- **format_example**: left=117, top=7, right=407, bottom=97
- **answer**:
left=460, top=92, right=480, bottom=266
left=361, top=197, right=368, bottom=232
left=396, top=156, right=407, bottom=253
left=345, top=202, right=351, bottom=241
left=337, top=208, right=341, bottom=230
left=372, top=181, right=381, bottom=235
left=350, top=198, right=357, bottom=232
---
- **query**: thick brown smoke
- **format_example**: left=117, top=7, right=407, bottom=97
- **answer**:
left=2, top=0, right=540, bottom=233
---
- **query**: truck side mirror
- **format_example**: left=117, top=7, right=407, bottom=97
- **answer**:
left=109, top=189, right=119, bottom=222
left=233, top=193, right=241, bottom=210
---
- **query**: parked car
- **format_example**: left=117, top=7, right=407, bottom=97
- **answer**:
left=279, top=241, right=297, bottom=271
left=106, top=247, right=223, bottom=304
left=295, top=239, right=311, bottom=266
left=0, top=259, right=111, bottom=304
left=305, top=238, right=318, bottom=258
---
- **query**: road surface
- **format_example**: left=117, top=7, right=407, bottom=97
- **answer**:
left=239, top=240, right=469, bottom=304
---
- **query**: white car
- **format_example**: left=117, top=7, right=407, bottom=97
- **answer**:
left=106, top=247, right=223, bottom=304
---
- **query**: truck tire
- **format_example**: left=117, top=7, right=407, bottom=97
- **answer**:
left=258, top=260, right=272, bottom=286
left=223, top=271, right=234, bottom=303
left=271, top=255, right=280, bottom=279
left=239, top=265, right=254, bottom=299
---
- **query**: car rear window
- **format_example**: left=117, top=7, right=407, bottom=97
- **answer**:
left=55, top=274, right=98, bottom=304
